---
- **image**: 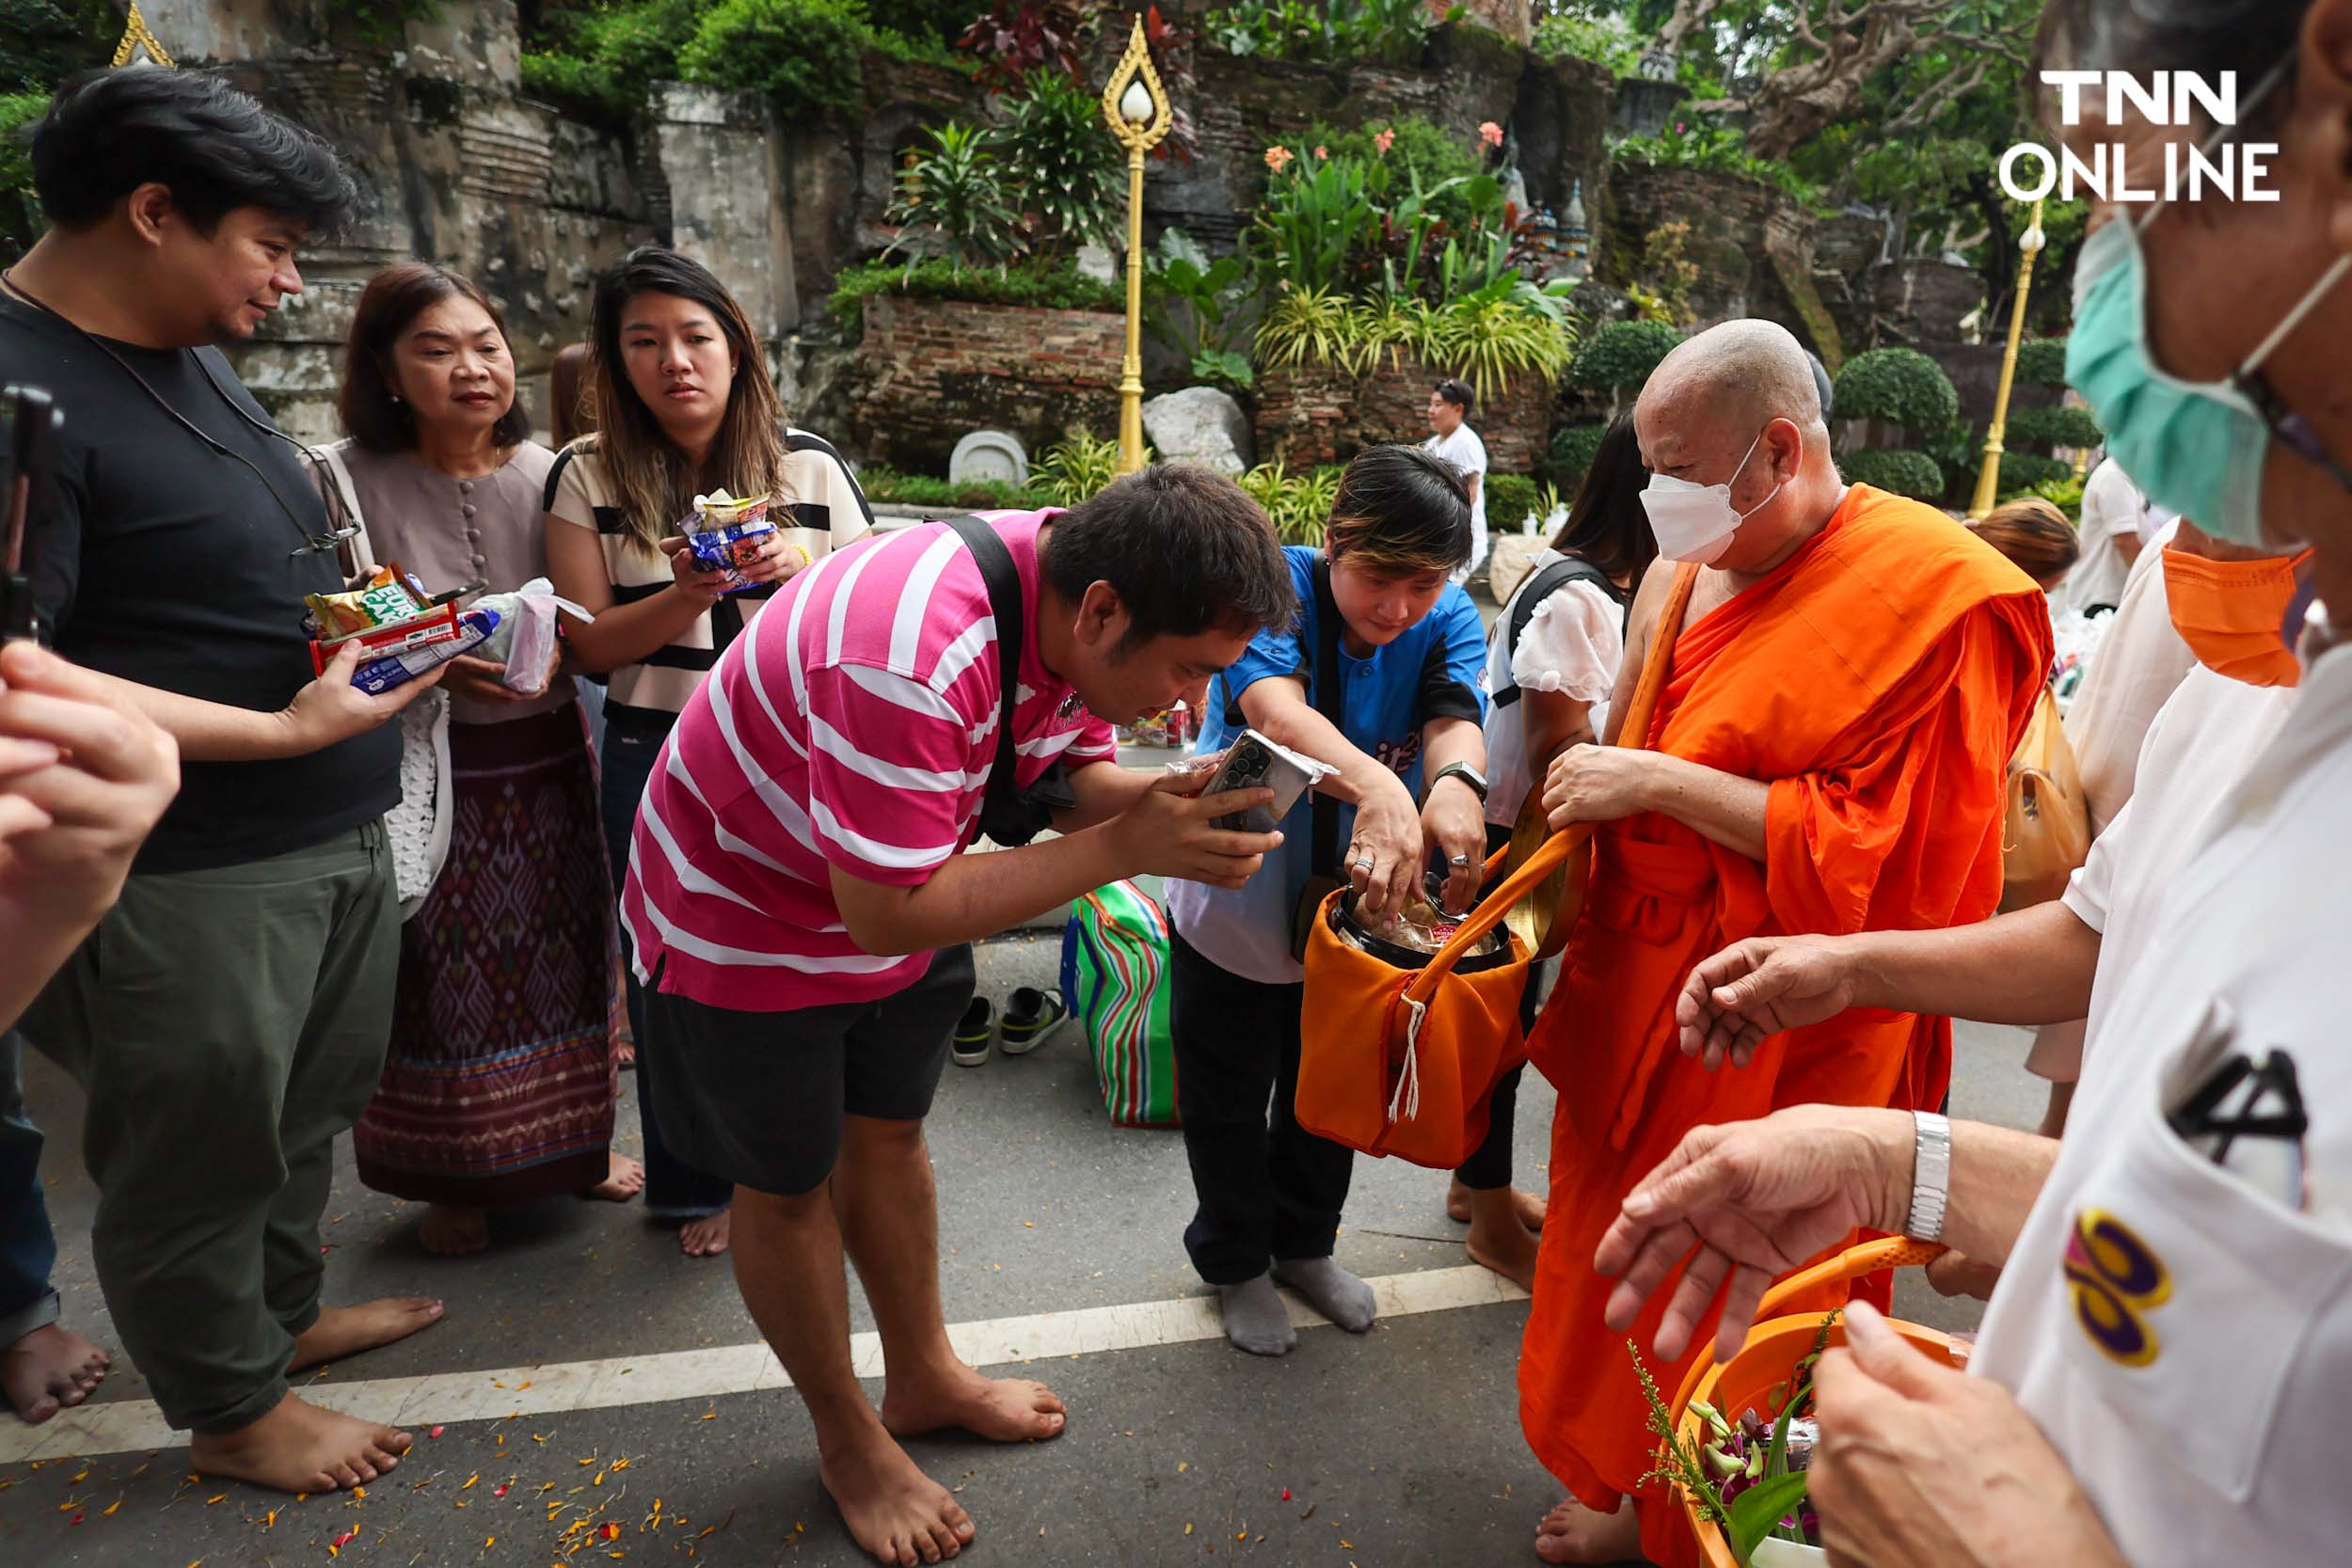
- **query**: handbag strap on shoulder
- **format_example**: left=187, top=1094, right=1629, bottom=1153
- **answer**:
left=1402, top=563, right=1698, bottom=1005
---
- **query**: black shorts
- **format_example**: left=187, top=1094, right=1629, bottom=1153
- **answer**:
left=639, top=945, right=977, bottom=1196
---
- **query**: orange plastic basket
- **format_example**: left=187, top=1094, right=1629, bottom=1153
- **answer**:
left=1667, top=1238, right=1962, bottom=1568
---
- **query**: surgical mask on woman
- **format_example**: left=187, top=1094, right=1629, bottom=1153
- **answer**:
left=2162, top=545, right=2312, bottom=688
left=2067, top=55, right=2352, bottom=549
left=1641, top=428, right=1784, bottom=564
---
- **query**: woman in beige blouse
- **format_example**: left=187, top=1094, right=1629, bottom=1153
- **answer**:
left=326, top=263, right=641, bottom=1256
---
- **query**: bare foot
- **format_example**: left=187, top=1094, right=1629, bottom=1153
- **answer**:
left=679, top=1209, right=732, bottom=1258
left=882, top=1364, right=1066, bottom=1444
left=288, top=1297, right=444, bottom=1371
left=1533, top=1497, right=1646, bottom=1564
left=1447, top=1178, right=1547, bottom=1231
left=419, top=1204, right=489, bottom=1256
left=190, top=1394, right=409, bottom=1494
left=615, top=1037, right=637, bottom=1069
left=819, top=1426, right=974, bottom=1566
left=1466, top=1219, right=1541, bottom=1294
left=585, top=1152, right=646, bottom=1203
left=3, top=1323, right=109, bottom=1424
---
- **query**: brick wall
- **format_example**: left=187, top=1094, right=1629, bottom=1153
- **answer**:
left=1255, top=352, right=1552, bottom=472
left=849, top=295, right=1125, bottom=474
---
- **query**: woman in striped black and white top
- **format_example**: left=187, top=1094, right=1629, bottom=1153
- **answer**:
left=545, top=245, right=871, bottom=1258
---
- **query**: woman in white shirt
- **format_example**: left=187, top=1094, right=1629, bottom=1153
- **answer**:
left=1452, top=417, right=1654, bottom=1287
left=1539, top=4, right=2352, bottom=1561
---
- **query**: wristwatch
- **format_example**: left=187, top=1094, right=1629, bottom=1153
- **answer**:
left=1428, top=761, right=1488, bottom=805
left=1906, top=1110, right=1951, bottom=1243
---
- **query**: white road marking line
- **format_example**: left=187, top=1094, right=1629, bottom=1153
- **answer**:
left=0, top=1264, right=1526, bottom=1465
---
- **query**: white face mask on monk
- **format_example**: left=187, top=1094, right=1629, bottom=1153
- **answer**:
left=1641, top=428, right=1784, bottom=565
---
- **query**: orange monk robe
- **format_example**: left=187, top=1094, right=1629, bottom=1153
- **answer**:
left=1516, top=484, right=2052, bottom=1558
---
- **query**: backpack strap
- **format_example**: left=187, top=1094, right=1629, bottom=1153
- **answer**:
left=541, top=444, right=580, bottom=515
left=1493, top=557, right=1623, bottom=709
left=1309, top=555, right=1345, bottom=879
left=941, top=515, right=1027, bottom=835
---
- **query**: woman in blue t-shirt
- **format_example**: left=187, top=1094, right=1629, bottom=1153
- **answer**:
left=1165, top=445, right=1490, bottom=1357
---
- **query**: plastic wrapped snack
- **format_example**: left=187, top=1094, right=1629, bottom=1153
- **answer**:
left=305, top=562, right=429, bottom=639
left=469, top=577, right=594, bottom=696
left=311, top=601, right=501, bottom=696
left=685, top=488, right=776, bottom=594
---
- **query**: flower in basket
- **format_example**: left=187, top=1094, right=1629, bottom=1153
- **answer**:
left=1264, top=145, right=1295, bottom=172
left=1479, top=120, right=1504, bottom=149
left=1373, top=127, right=1396, bottom=154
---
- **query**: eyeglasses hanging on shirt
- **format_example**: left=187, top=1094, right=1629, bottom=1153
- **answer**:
left=2169, top=1049, right=2310, bottom=1212
left=0, top=270, right=361, bottom=560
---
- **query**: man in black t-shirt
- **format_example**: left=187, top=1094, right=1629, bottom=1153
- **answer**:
left=2, top=70, right=444, bottom=1491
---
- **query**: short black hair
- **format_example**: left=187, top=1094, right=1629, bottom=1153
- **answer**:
left=1434, top=378, right=1475, bottom=415
left=1325, top=445, right=1472, bottom=575
left=29, top=69, right=354, bottom=234
left=1042, top=464, right=1295, bottom=650
left=1551, top=413, right=1657, bottom=589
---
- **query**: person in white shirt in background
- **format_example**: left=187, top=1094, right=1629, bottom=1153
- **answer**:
left=1454, top=414, right=1654, bottom=1288
left=1425, top=379, right=1488, bottom=586
left=1582, top=4, right=2352, bottom=1560
left=2060, top=452, right=2149, bottom=616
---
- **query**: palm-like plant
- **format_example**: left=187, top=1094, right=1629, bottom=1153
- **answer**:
left=884, top=121, right=1024, bottom=273
left=1255, top=284, right=1375, bottom=377
left=988, top=70, right=1120, bottom=261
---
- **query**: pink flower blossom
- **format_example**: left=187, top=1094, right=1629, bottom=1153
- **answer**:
left=1264, top=145, right=1294, bottom=172
left=1479, top=120, right=1503, bottom=149
left=1373, top=127, right=1396, bottom=154
left=1675, top=121, right=1686, bottom=133
left=1315, top=145, right=1328, bottom=159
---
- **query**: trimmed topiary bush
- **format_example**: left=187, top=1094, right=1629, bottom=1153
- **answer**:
left=2015, top=338, right=2070, bottom=388
left=1994, top=453, right=2074, bottom=498
left=1841, top=447, right=1946, bottom=503
left=1486, top=473, right=1541, bottom=531
left=1834, top=348, right=1962, bottom=435
left=1569, top=320, right=1684, bottom=396
left=2005, top=404, right=2103, bottom=452
left=1546, top=421, right=1609, bottom=487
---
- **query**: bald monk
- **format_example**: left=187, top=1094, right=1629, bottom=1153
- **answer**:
left=1520, top=322, right=2052, bottom=1565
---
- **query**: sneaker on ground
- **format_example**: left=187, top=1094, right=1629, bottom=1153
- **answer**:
left=953, top=996, right=994, bottom=1068
left=999, top=986, right=1070, bottom=1055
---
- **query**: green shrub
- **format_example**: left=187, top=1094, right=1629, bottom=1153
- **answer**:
left=1239, top=458, right=1344, bottom=546
left=0, top=89, right=44, bottom=260
left=1310, top=114, right=1481, bottom=234
left=990, top=70, right=1120, bottom=261
left=1612, top=123, right=1820, bottom=207
left=2004, top=404, right=2102, bottom=452
left=1532, top=12, right=1639, bottom=73
left=1839, top=447, right=1946, bottom=502
left=1994, top=453, right=2074, bottom=497
left=520, top=0, right=705, bottom=120
left=675, top=0, right=874, bottom=121
left=1485, top=473, right=1541, bottom=531
left=2026, top=474, right=2086, bottom=522
left=1547, top=421, right=1609, bottom=485
left=2015, top=338, right=2070, bottom=388
left=828, top=257, right=1120, bottom=337
left=1207, top=0, right=1454, bottom=68
left=1569, top=320, right=1682, bottom=394
left=1834, top=348, right=1961, bottom=436
left=855, top=465, right=1053, bottom=511
left=1031, top=432, right=1135, bottom=506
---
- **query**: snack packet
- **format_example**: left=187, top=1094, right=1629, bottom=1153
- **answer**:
left=306, top=562, right=428, bottom=639
left=469, top=578, right=594, bottom=696
left=685, top=489, right=776, bottom=594
left=310, top=600, right=501, bottom=695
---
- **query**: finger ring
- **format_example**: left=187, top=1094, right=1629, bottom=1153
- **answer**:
left=1352, top=857, right=1374, bottom=874
left=1450, top=853, right=1471, bottom=866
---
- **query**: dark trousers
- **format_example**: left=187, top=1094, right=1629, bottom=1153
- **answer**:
left=599, top=713, right=734, bottom=1220
left=1169, top=929, right=1355, bottom=1285
left=0, top=1031, right=58, bottom=1349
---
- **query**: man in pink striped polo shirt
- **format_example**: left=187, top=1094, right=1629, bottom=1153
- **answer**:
left=621, top=466, right=1294, bottom=1565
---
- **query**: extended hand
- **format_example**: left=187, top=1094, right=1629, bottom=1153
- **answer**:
left=659, top=534, right=735, bottom=603
left=1676, top=935, right=1866, bottom=1069
left=279, top=639, right=447, bottom=756
left=1346, top=771, right=1425, bottom=926
left=437, top=653, right=534, bottom=705
left=1592, top=1104, right=1911, bottom=1363
left=1112, top=769, right=1282, bottom=890
left=1809, top=1302, right=2127, bottom=1568
left=1421, top=774, right=1486, bottom=915
left=0, top=641, right=180, bottom=927
left=1542, top=743, right=1655, bottom=830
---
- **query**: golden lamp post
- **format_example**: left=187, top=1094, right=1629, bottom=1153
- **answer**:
left=1969, top=198, right=2047, bottom=520
left=1101, top=17, right=1173, bottom=475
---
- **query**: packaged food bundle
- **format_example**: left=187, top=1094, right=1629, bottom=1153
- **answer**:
left=685, top=488, right=775, bottom=594
left=310, top=600, right=501, bottom=696
left=468, top=578, right=594, bottom=698
left=305, top=562, right=430, bottom=639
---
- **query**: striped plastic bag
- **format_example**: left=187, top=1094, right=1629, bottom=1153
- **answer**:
left=1058, top=880, right=1181, bottom=1128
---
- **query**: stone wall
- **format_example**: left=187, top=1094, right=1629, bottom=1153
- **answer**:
left=848, top=296, right=1123, bottom=474
left=1255, top=355, right=1550, bottom=472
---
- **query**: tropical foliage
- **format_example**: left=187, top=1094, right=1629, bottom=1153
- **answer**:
left=1204, top=0, right=1458, bottom=68
left=1239, top=459, right=1346, bottom=545
left=1030, top=432, right=1136, bottom=506
left=829, top=256, right=1119, bottom=335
